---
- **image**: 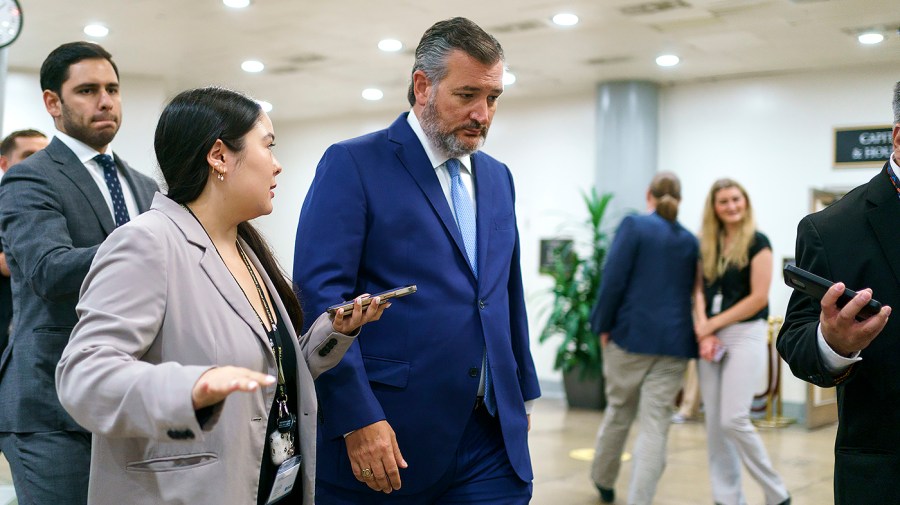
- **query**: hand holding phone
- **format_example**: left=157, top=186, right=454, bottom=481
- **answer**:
left=327, top=285, right=417, bottom=316
left=783, top=265, right=882, bottom=321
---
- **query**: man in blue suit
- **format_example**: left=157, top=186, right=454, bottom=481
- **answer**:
left=294, top=17, right=540, bottom=504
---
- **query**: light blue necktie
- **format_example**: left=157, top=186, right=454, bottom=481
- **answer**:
left=94, top=154, right=130, bottom=227
left=446, top=159, right=496, bottom=416
left=446, top=159, right=477, bottom=275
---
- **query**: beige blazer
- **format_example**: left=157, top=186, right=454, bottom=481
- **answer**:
left=56, top=194, right=355, bottom=505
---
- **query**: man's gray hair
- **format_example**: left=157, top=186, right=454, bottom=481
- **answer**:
left=406, top=17, right=504, bottom=106
left=894, top=81, right=900, bottom=125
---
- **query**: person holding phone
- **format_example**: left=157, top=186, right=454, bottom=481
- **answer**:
left=588, top=172, right=698, bottom=505
left=294, top=17, right=540, bottom=503
left=777, top=82, right=897, bottom=504
left=694, top=179, right=790, bottom=505
left=54, top=87, right=386, bottom=505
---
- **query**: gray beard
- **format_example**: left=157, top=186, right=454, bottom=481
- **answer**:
left=419, top=98, right=486, bottom=158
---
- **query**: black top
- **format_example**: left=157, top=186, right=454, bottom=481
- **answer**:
left=705, top=231, right=771, bottom=322
left=257, top=320, right=299, bottom=504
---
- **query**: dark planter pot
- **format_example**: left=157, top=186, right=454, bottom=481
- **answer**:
left=563, top=368, right=606, bottom=410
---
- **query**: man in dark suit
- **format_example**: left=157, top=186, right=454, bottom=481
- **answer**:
left=0, top=129, right=49, bottom=358
left=294, top=17, right=540, bottom=504
left=777, top=81, right=899, bottom=504
left=0, top=42, right=158, bottom=505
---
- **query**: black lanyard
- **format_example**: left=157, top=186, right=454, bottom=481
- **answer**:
left=236, top=242, right=290, bottom=413
left=181, top=204, right=290, bottom=413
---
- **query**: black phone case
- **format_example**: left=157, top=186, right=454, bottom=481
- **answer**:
left=783, top=264, right=882, bottom=320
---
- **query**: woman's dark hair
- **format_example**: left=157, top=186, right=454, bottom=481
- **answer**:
left=154, top=87, right=304, bottom=334
left=649, top=171, right=682, bottom=222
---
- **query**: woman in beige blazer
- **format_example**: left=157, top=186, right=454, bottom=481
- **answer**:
left=56, top=87, right=386, bottom=505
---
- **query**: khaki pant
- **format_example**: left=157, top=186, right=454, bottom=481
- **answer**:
left=591, top=341, right=688, bottom=505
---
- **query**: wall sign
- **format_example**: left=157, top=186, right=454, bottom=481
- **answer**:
left=834, top=125, right=893, bottom=167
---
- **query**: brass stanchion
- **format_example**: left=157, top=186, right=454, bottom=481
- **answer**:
left=754, top=316, right=796, bottom=428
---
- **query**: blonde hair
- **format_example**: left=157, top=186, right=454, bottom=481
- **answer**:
left=649, top=171, right=681, bottom=222
left=700, top=178, right=756, bottom=282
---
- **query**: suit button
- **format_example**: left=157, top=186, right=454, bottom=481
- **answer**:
left=478, top=299, right=486, bottom=310
left=468, top=367, right=478, bottom=378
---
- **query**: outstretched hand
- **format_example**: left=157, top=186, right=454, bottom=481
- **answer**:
left=332, top=295, right=390, bottom=334
left=191, top=366, right=276, bottom=410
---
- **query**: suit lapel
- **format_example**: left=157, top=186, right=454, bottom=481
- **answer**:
left=473, top=153, right=493, bottom=280
left=865, top=164, right=900, bottom=287
left=114, top=154, right=154, bottom=212
left=47, top=138, right=116, bottom=235
left=158, top=197, right=271, bottom=350
left=388, top=116, right=473, bottom=277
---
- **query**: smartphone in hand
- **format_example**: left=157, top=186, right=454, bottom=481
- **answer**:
left=326, top=285, right=417, bottom=315
left=783, top=264, right=882, bottom=321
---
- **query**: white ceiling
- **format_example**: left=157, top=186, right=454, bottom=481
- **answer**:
left=8, top=0, right=900, bottom=121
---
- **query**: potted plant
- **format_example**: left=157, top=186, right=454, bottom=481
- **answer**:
left=538, top=188, right=614, bottom=410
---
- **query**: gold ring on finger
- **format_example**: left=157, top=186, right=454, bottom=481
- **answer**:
left=361, top=468, right=373, bottom=479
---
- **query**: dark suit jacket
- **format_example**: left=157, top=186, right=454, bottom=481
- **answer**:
left=777, top=164, right=900, bottom=504
left=0, top=137, right=158, bottom=433
left=293, top=113, right=541, bottom=494
left=590, top=212, right=699, bottom=358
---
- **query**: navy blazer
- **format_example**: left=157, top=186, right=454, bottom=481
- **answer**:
left=590, top=212, right=699, bottom=358
left=0, top=137, right=158, bottom=433
left=293, top=113, right=540, bottom=493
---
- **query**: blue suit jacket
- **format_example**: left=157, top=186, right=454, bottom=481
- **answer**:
left=590, top=213, right=699, bottom=358
left=293, top=113, right=540, bottom=493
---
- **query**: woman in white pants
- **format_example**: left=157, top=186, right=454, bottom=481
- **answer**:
left=694, top=179, right=790, bottom=505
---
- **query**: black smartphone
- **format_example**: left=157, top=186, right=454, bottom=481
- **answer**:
left=326, top=285, right=417, bottom=315
left=783, top=264, right=882, bottom=320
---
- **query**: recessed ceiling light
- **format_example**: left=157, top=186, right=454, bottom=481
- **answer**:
left=552, top=13, right=579, bottom=26
left=256, top=100, right=273, bottom=112
left=83, top=24, right=109, bottom=38
left=503, top=70, right=516, bottom=86
left=858, top=32, right=884, bottom=44
left=378, top=39, right=403, bottom=52
left=223, top=0, right=251, bottom=8
left=656, top=54, right=680, bottom=67
left=362, top=88, right=384, bottom=101
left=241, top=60, right=264, bottom=73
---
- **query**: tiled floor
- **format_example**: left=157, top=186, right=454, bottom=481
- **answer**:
left=0, top=397, right=836, bottom=504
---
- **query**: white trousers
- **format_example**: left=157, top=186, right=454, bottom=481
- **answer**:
left=591, top=341, right=688, bottom=505
left=698, top=319, right=789, bottom=505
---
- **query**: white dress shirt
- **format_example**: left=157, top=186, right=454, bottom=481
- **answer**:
left=406, top=110, right=476, bottom=218
left=54, top=130, right=140, bottom=223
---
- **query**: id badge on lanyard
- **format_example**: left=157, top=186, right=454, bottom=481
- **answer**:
left=266, top=455, right=302, bottom=504
left=711, top=290, right=723, bottom=315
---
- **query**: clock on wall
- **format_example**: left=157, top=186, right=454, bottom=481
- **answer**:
left=0, top=0, right=21, bottom=49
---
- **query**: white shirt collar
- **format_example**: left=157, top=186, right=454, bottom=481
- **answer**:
left=54, top=129, right=115, bottom=165
left=406, top=109, right=473, bottom=173
left=892, top=150, right=899, bottom=174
